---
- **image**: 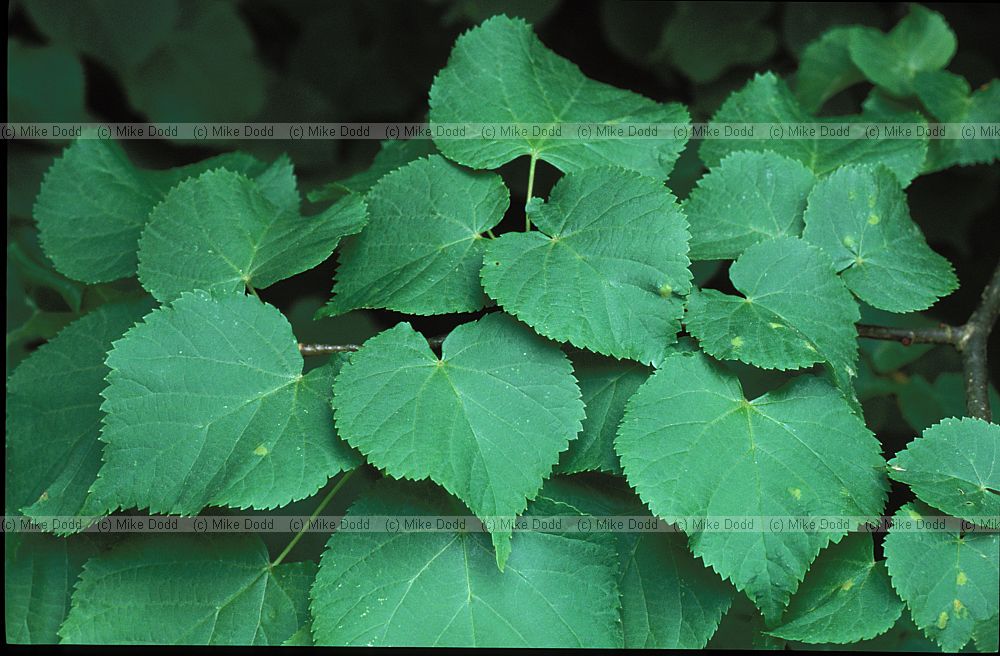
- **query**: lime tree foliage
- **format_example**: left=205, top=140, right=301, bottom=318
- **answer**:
left=6, top=7, right=1000, bottom=651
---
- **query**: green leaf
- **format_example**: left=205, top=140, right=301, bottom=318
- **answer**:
left=896, top=373, right=1000, bottom=434
left=85, top=291, right=360, bottom=517
left=654, top=2, right=777, bottom=84
left=34, top=139, right=266, bottom=283
left=884, top=501, right=999, bottom=652
left=615, top=352, right=887, bottom=621
left=974, top=615, right=999, bottom=653
left=322, top=155, right=508, bottom=316
left=8, top=40, right=87, bottom=124
left=768, top=534, right=903, bottom=643
left=121, top=2, right=265, bottom=123
left=307, top=139, right=439, bottom=202
left=848, top=5, right=956, bottom=97
left=137, top=167, right=367, bottom=302
left=794, top=27, right=866, bottom=113
left=914, top=72, right=1000, bottom=168
left=781, top=2, right=884, bottom=57
left=5, top=533, right=100, bottom=644
left=685, top=237, right=860, bottom=394
left=699, top=73, right=928, bottom=187
left=6, top=300, right=152, bottom=523
left=59, top=534, right=314, bottom=645
left=802, top=165, right=957, bottom=313
left=684, top=151, right=815, bottom=261
left=481, top=167, right=691, bottom=364
left=429, top=15, right=690, bottom=178
left=535, top=475, right=735, bottom=648
left=20, top=0, right=179, bottom=71
left=309, top=479, right=622, bottom=647
left=555, top=353, right=649, bottom=475
left=889, top=418, right=1000, bottom=523
left=331, top=313, right=584, bottom=568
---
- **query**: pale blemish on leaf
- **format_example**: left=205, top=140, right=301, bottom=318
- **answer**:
left=937, top=611, right=949, bottom=629
left=840, top=578, right=855, bottom=592
left=254, top=444, right=269, bottom=457
left=788, top=487, right=802, bottom=500
left=867, top=213, right=880, bottom=225
left=731, top=336, right=744, bottom=348
left=956, top=571, right=968, bottom=585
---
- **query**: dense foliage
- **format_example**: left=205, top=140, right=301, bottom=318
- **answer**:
left=6, top=1, right=1000, bottom=649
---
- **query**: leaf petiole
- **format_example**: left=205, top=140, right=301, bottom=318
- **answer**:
left=271, top=468, right=357, bottom=568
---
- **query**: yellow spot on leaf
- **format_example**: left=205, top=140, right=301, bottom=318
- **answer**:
left=906, top=507, right=923, bottom=521
left=956, top=571, right=968, bottom=585
left=840, top=579, right=855, bottom=592
left=658, top=284, right=673, bottom=297
left=953, top=599, right=967, bottom=617
left=867, top=213, right=880, bottom=225
left=788, top=487, right=802, bottom=500
left=868, top=195, right=877, bottom=209
left=731, top=336, right=744, bottom=348
left=254, top=445, right=268, bottom=457
left=769, top=322, right=783, bottom=329
left=843, top=235, right=855, bottom=248
left=937, top=611, right=948, bottom=629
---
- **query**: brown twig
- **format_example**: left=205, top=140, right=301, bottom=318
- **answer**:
left=857, top=260, right=1000, bottom=420
left=300, top=262, right=1000, bottom=421
left=298, top=335, right=445, bottom=357
left=855, top=323, right=957, bottom=346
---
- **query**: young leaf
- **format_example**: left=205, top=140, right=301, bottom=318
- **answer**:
left=914, top=71, right=1000, bottom=168
left=555, top=353, right=649, bottom=475
left=888, top=417, right=1000, bottom=523
left=429, top=15, right=689, bottom=178
left=137, top=168, right=367, bottom=302
left=6, top=299, right=152, bottom=524
left=615, top=352, right=887, bottom=622
left=534, top=476, right=735, bottom=648
left=847, top=5, right=956, bottom=97
left=5, top=533, right=100, bottom=644
left=685, top=237, right=860, bottom=394
left=34, top=139, right=265, bottom=283
left=768, top=534, right=903, bottom=643
left=322, top=155, right=508, bottom=316
left=59, top=534, right=313, bottom=645
left=85, top=291, right=360, bottom=517
left=309, top=480, right=622, bottom=647
left=684, top=151, right=815, bottom=261
left=794, top=26, right=866, bottom=113
left=307, top=139, right=439, bottom=202
left=331, top=312, right=584, bottom=569
left=883, top=501, right=999, bottom=652
left=481, top=167, right=692, bottom=365
left=699, top=73, right=928, bottom=187
left=802, top=164, right=957, bottom=313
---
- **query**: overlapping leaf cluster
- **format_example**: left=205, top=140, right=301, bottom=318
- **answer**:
left=6, top=6, right=999, bottom=651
